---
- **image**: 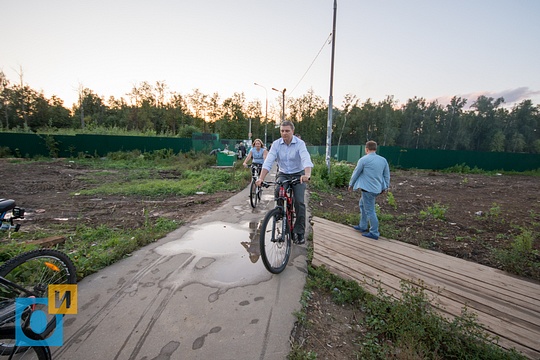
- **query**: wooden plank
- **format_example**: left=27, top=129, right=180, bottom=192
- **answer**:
left=314, top=217, right=540, bottom=300
left=311, top=216, right=540, bottom=359
left=314, top=217, right=540, bottom=295
left=315, top=230, right=540, bottom=322
left=23, top=236, right=66, bottom=248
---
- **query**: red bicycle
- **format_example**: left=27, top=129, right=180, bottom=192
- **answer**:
left=259, top=177, right=300, bottom=274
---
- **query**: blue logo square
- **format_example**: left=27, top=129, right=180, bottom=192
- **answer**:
left=15, top=297, right=63, bottom=347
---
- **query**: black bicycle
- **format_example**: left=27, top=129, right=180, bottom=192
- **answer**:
left=249, top=164, right=263, bottom=208
left=259, top=177, right=300, bottom=274
left=1, top=199, right=77, bottom=359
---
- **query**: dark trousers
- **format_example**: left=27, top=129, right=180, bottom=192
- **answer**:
left=275, top=172, right=306, bottom=235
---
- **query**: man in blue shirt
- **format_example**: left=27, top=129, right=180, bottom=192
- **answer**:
left=348, top=140, right=390, bottom=240
left=256, top=121, right=314, bottom=244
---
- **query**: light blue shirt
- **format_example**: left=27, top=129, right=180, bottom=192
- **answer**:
left=251, top=147, right=265, bottom=164
left=349, top=152, right=390, bottom=193
left=262, top=136, right=314, bottom=174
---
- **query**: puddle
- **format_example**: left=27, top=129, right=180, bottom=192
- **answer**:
left=154, top=221, right=269, bottom=286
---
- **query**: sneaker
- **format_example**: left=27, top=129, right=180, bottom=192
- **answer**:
left=352, top=225, right=368, bottom=232
left=362, top=232, right=379, bottom=240
left=294, top=233, right=305, bottom=245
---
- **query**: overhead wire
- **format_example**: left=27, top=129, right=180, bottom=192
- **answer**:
left=288, top=33, right=333, bottom=97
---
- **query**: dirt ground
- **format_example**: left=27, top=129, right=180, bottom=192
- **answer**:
left=2, top=159, right=539, bottom=358
left=0, top=159, right=231, bottom=235
left=302, top=169, right=540, bottom=359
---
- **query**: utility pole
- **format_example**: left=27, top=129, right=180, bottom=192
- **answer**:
left=254, top=83, right=268, bottom=145
left=272, top=87, right=286, bottom=123
left=325, top=0, right=337, bottom=172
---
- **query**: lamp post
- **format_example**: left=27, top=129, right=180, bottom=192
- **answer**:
left=254, top=82, right=268, bottom=146
left=272, top=87, right=286, bottom=123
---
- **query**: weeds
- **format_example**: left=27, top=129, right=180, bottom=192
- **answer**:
left=487, top=203, right=502, bottom=218
left=493, top=229, right=540, bottom=278
left=298, top=266, right=526, bottom=359
left=386, top=190, right=397, bottom=210
left=419, top=203, right=448, bottom=221
left=441, top=163, right=484, bottom=174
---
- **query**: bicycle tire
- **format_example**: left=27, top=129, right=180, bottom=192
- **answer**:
left=0, top=249, right=77, bottom=339
left=249, top=180, right=259, bottom=208
left=0, top=326, right=52, bottom=360
left=259, top=207, right=291, bottom=274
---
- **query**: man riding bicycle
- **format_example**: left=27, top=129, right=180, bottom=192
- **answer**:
left=256, top=121, right=313, bottom=244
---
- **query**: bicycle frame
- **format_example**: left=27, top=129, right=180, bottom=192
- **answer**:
left=275, top=182, right=295, bottom=235
left=250, top=163, right=262, bottom=178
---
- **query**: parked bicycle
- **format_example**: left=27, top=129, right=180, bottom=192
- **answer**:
left=0, top=199, right=24, bottom=232
left=259, top=177, right=301, bottom=274
left=1, top=199, right=77, bottom=359
left=249, top=164, right=263, bottom=208
left=0, top=248, right=76, bottom=360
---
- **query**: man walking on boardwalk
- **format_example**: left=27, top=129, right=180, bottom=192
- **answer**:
left=348, top=140, right=390, bottom=240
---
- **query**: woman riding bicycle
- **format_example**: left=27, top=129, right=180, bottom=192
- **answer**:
left=243, top=138, right=268, bottom=176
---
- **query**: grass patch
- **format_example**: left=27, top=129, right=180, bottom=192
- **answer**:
left=76, top=169, right=248, bottom=197
left=297, top=264, right=527, bottom=360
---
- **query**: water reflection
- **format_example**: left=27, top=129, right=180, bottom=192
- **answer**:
left=241, top=221, right=261, bottom=263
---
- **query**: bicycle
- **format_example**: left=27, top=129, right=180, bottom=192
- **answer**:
left=248, top=163, right=263, bottom=208
left=259, top=177, right=301, bottom=274
left=0, top=199, right=24, bottom=232
left=0, top=249, right=76, bottom=360
left=1, top=199, right=77, bottom=359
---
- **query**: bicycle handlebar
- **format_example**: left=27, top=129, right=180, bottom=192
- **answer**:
left=262, top=177, right=302, bottom=188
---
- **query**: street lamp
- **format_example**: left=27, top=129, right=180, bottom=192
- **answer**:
left=272, top=87, right=286, bottom=123
left=254, top=82, right=268, bottom=146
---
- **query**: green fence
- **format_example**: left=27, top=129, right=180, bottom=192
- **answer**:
left=2, top=132, right=539, bottom=172
left=0, top=133, right=192, bottom=158
left=307, top=145, right=540, bottom=172
left=307, top=145, right=365, bottom=164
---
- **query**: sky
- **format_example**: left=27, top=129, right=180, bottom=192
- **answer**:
left=2, top=0, right=540, bottom=112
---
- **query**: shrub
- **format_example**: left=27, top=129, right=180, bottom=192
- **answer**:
left=328, top=162, right=352, bottom=187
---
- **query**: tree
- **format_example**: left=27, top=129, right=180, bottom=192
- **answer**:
left=288, top=89, right=327, bottom=145
left=74, top=88, right=106, bottom=129
left=509, top=100, right=539, bottom=153
left=469, top=95, right=505, bottom=151
left=441, top=97, right=467, bottom=150
left=0, top=71, right=12, bottom=129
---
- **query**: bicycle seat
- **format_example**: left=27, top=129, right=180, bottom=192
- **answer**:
left=0, top=199, right=16, bottom=213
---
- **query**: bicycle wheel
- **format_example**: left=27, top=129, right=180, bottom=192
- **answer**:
left=0, top=249, right=77, bottom=338
left=249, top=180, right=259, bottom=208
left=0, top=326, right=51, bottom=360
left=259, top=207, right=291, bottom=274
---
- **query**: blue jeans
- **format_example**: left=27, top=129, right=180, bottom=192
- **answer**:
left=358, top=191, right=379, bottom=237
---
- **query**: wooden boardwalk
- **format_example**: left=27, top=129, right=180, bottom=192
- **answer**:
left=311, top=217, right=540, bottom=359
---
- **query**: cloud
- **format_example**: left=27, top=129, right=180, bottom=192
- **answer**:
left=432, top=87, right=540, bottom=108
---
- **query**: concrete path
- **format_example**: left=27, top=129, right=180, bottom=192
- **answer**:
left=53, top=174, right=308, bottom=360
